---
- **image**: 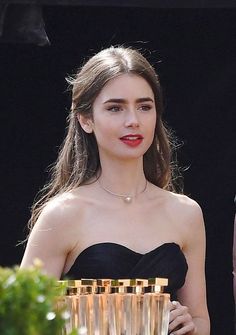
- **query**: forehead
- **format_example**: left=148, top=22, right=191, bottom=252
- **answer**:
left=96, top=73, right=154, bottom=101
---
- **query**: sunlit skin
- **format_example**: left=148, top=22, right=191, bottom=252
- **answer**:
left=82, top=73, right=156, bottom=163
left=21, top=74, right=210, bottom=335
left=78, top=73, right=157, bottom=197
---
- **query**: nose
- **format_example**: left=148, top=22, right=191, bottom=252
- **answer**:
left=124, top=109, right=140, bottom=128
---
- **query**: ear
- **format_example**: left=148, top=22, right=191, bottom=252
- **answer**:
left=77, top=114, right=93, bottom=133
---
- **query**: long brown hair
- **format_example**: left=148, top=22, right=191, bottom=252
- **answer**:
left=28, top=46, right=180, bottom=231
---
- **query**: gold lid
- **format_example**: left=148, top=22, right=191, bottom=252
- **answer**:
left=96, top=286, right=107, bottom=294
left=81, top=278, right=96, bottom=286
left=148, top=278, right=168, bottom=286
left=67, top=280, right=81, bottom=287
left=96, top=279, right=112, bottom=287
left=83, top=286, right=93, bottom=294
left=110, top=286, right=125, bottom=294
left=70, top=286, right=93, bottom=295
left=109, top=279, right=124, bottom=293
left=125, top=286, right=143, bottom=294
left=144, top=285, right=164, bottom=293
left=117, top=279, right=131, bottom=286
left=110, top=279, right=123, bottom=287
left=66, top=286, right=78, bottom=296
left=130, top=278, right=148, bottom=287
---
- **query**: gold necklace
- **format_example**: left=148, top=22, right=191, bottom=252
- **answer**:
left=98, top=179, right=148, bottom=204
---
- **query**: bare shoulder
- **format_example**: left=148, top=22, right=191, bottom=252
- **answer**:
left=151, top=186, right=205, bottom=234
left=22, top=190, right=88, bottom=277
left=169, top=192, right=203, bottom=219
left=34, top=188, right=87, bottom=232
left=165, top=191, right=206, bottom=246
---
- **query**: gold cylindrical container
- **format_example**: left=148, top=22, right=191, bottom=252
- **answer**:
left=76, top=285, right=93, bottom=335
left=153, top=293, right=170, bottom=335
left=107, top=280, right=126, bottom=335
left=56, top=277, right=170, bottom=335
left=143, top=278, right=170, bottom=335
left=118, top=279, right=148, bottom=335
left=93, top=286, right=109, bottom=335
left=122, top=286, right=139, bottom=335
left=55, top=280, right=69, bottom=335
left=65, top=285, right=80, bottom=334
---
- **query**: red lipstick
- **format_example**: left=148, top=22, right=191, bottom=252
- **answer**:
left=120, top=134, right=144, bottom=147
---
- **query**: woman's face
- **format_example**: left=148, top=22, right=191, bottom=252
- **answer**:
left=84, top=73, right=157, bottom=162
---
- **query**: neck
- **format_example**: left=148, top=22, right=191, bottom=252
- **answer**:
left=98, top=157, right=146, bottom=196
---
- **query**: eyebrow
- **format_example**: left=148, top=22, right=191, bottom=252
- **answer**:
left=103, top=97, right=154, bottom=104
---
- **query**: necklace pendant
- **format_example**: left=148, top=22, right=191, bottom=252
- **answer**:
left=98, top=179, right=148, bottom=204
left=124, top=196, right=132, bottom=203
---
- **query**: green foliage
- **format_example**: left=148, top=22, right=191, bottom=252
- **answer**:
left=0, top=264, right=73, bottom=335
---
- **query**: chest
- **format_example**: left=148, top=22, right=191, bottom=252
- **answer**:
left=75, top=200, right=183, bottom=254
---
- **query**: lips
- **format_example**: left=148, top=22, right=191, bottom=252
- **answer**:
left=120, top=134, right=144, bottom=147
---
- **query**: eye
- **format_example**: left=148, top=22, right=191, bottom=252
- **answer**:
left=107, top=105, right=122, bottom=113
left=138, top=104, right=152, bottom=112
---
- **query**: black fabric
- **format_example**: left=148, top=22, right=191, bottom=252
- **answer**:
left=0, top=4, right=49, bottom=45
left=65, top=242, right=188, bottom=299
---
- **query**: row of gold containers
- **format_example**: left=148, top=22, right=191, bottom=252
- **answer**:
left=56, top=277, right=170, bottom=335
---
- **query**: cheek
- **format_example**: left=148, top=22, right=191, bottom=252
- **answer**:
left=147, top=114, right=157, bottom=133
left=92, top=121, right=116, bottom=143
left=93, top=115, right=119, bottom=133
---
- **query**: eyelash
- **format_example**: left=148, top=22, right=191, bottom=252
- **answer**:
left=107, top=105, right=152, bottom=112
left=138, top=105, right=152, bottom=111
left=107, top=105, right=121, bottom=112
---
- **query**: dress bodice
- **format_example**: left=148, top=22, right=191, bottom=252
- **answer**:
left=65, top=242, right=188, bottom=299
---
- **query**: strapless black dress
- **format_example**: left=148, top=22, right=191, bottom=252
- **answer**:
left=65, top=242, right=188, bottom=300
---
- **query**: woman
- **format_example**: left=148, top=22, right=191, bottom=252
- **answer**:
left=21, top=46, right=210, bottom=335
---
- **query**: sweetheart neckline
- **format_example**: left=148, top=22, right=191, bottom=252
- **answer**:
left=77, top=242, right=182, bottom=258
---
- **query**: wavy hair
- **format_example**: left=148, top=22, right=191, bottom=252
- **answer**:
left=28, top=46, right=180, bottom=231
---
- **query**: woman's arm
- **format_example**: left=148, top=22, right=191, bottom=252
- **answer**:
left=169, top=199, right=210, bottom=335
left=21, top=198, right=76, bottom=279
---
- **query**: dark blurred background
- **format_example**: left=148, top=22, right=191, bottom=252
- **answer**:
left=0, top=1, right=235, bottom=334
